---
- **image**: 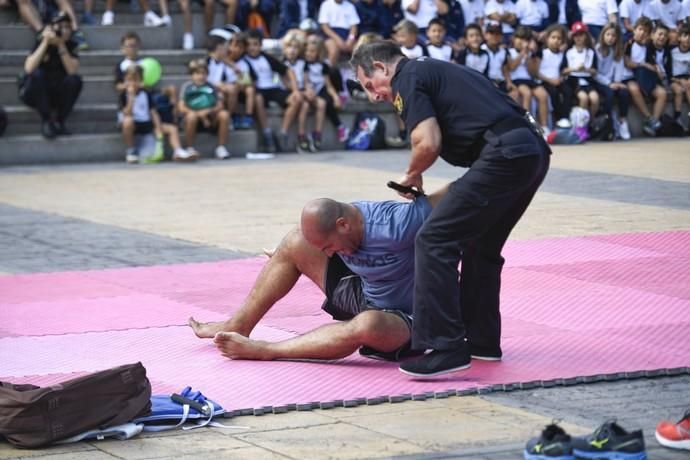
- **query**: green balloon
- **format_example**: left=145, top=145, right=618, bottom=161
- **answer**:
left=139, top=57, right=162, bottom=87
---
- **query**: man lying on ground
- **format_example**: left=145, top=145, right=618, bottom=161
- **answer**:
left=188, top=184, right=448, bottom=361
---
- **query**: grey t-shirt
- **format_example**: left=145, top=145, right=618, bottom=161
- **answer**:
left=338, top=197, right=432, bottom=314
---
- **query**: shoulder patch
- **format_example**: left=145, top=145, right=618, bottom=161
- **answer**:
left=393, top=92, right=403, bottom=115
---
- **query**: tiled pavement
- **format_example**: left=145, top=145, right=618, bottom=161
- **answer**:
left=0, top=139, right=689, bottom=459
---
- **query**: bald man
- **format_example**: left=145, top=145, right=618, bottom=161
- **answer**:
left=189, top=185, right=448, bottom=362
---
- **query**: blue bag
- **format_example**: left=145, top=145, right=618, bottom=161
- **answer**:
left=132, top=387, right=229, bottom=432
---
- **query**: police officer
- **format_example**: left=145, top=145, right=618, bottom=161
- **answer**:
left=350, top=41, right=551, bottom=377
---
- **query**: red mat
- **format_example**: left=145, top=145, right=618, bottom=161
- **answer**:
left=1, top=231, right=689, bottom=414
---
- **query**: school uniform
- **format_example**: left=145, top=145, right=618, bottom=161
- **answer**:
left=485, top=0, right=517, bottom=35
left=618, top=0, right=650, bottom=32
left=670, top=46, right=690, bottom=79
left=401, top=0, right=438, bottom=32
left=400, top=43, right=429, bottom=59
left=482, top=43, right=510, bottom=92
left=577, top=0, right=618, bottom=38
left=206, top=57, right=237, bottom=87
left=427, top=43, right=454, bottom=62
left=647, top=43, right=672, bottom=86
left=645, top=0, right=683, bottom=30
left=244, top=52, right=292, bottom=107
left=564, top=45, right=598, bottom=93
left=595, top=45, right=631, bottom=119
left=454, top=47, right=490, bottom=76
left=304, top=60, right=343, bottom=128
left=624, top=40, right=659, bottom=96
left=509, top=48, right=536, bottom=88
left=535, top=46, right=570, bottom=120
left=119, top=88, right=155, bottom=134
left=317, top=0, right=360, bottom=40
left=459, top=0, right=485, bottom=25
left=284, top=58, right=306, bottom=90
left=514, top=0, right=549, bottom=31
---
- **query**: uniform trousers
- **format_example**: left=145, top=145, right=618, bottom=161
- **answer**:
left=19, top=69, right=82, bottom=122
left=412, top=127, right=550, bottom=351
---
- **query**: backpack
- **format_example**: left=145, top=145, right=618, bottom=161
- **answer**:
left=346, top=112, right=387, bottom=150
left=589, top=113, right=614, bottom=141
left=0, top=362, right=152, bottom=448
left=656, top=114, right=686, bottom=137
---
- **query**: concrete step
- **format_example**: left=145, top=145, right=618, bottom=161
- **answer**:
left=0, top=24, right=175, bottom=50
left=0, top=49, right=203, bottom=70
left=0, top=108, right=399, bottom=166
left=1, top=74, right=187, bottom=105
left=0, top=63, right=189, bottom=78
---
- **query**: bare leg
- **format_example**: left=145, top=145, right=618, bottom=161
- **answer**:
left=15, top=0, right=43, bottom=31
left=183, top=112, right=198, bottom=147
left=255, top=93, right=268, bottom=129
left=298, top=100, right=309, bottom=135
left=244, top=86, right=255, bottom=116
left=534, top=86, right=549, bottom=127
left=628, top=81, right=651, bottom=117
left=518, top=85, right=531, bottom=111
left=178, top=0, right=192, bottom=33
left=280, top=92, right=302, bottom=133
left=314, top=97, right=326, bottom=132
left=202, top=0, right=214, bottom=31
left=588, top=90, right=599, bottom=119
left=222, top=0, right=237, bottom=26
left=652, top=86, right=666, bottom=119
left=213, top=310, right=410, bottom=360
left=224, top=84, right=238, bottom=116
left=160, top=122, right=181, bottom=149
left=672, top=82, right=683, bottom=112
left=216, top=109, right=229, bottom=145
left=122, top=116, right=135, bottom=147
left=189, top=227, right=328, bottom=338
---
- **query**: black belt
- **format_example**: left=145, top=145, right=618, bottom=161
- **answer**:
left=469, top=112, right=544, bottom=159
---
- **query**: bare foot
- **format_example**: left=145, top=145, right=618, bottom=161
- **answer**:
left=214, top=332, right=272, bottom=360
left=188, top=317, right=229, bottom=339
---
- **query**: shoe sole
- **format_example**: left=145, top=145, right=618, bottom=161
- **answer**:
left=471, top=354, right=502, bottom=361
left=655, top=431, right=690, bottom=450
left=572, top=448, right=646, bottom=459
left=523, top=450, right=574, bottom=460
left=398, top=363, right=471, bottom=378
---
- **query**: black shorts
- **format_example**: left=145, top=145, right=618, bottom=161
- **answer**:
left=258, top=87, right=290, bottom=108
left=494, top=80, right=509, bottom=93
left=134, top=121, right=153, bottom=135
left=322, top=254, right=413, bottom=332
left=513, top=79, right=537, bottom=88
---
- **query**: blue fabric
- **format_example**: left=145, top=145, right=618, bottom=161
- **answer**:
left=133, top=387, right=224, bottom=423
left=339, top=198, right=432, bottom=314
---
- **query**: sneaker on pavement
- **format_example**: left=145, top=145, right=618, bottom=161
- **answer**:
left=655, top=409, right=690, bottom=450
left=386, top=135, right=408, bottom=148
left=72, top=30, right=88, bottom=51
left=572, top=420, right=646, bottom=460
left=310, top=132, right=321, bottom=152
left=337, top=124, right=349, bottom=142
left=182, top=32, right=194, bottom=50
left=618, top=120, right=631, bottom=140
left=214, top=145, right=230, bottom=159
left=81, top=12, right=96, bottom=25
left=144, top=11, right=164, bottom=27
left=125, top=147, right=138, bottom=164
left=643, top=117, right=658, bottom=136
left=524, top=423, right=574, bottom=460
left=297, top=135, right=311, bottom=153
left=160, top=14, right=172, bottom=26
left=399, top=343, right=471, bottom=377
left=101, top=10, right=114, bottom=25
left=174, top=147, right=199, bottom=162
left=263, top=132, right=277, bottom=153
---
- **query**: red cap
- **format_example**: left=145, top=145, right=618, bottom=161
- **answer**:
left=570, top=21, right=588, bottom=34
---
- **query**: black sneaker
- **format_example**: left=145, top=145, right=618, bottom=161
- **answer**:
left=399, top=344, right=471, bottom=377
left=524, top=423, right=574, bottom=460
left=53, top=121, right=72, bottom=136
left=41, top=120, right=57, bottom=139
left=359, top=343, right=425, bottom=362
left=572, top=420, right=646, bottom=460
left=469, top=343, right=503, bottom=361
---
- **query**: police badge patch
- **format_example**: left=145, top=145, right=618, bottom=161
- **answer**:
left=393, top=92, right=403, bottom=115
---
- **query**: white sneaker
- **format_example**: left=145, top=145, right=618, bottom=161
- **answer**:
left=618, top=120, right=631, bottom=140
left=101, top=10, right=114, bottom=25
left=125, top=148, right=138, bottom=164
left=144, top=11, right=164, bottom=27
left=556, top=117, right=572, bottom=129
left=160, top=14, right=172, bottom=26
left=174, top=147, right=199, bottom=162
left=182, top=33, right=194, bottom=50
left=214, top=145, right=230, bottom=159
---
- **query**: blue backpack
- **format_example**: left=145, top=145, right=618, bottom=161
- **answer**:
left=346, top=112, right=387, bottom=150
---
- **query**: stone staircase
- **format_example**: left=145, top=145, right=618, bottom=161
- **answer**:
left=0, top=3, right=398, bottom=165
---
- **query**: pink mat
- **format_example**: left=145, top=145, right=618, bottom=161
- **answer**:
left=1, top=231, right=689, bottom=413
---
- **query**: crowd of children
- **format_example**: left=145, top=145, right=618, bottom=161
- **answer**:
left=390, top=14, right=690, bottom=141
left=113, top=27, right=351, bottom=163
left=113, top=5, right=690, bottom=163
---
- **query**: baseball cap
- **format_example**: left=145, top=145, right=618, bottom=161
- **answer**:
left=485, top=20, right=502, bottom=34
left=570, top=21, right=588, bottom=34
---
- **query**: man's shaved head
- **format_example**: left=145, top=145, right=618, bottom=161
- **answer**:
left=300, top=198, right=363, bottom=256
left=301, top=198, right=344, bottom=239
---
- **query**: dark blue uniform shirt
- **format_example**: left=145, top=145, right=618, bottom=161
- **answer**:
left=391, top=57, right=537, bottom=168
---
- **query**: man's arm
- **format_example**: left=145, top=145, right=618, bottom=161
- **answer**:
left=398, top=117, right=442, bottom=195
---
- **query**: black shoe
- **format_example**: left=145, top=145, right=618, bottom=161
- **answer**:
left=359, top=343, right=425, bottom=362
left=572, top=420, right=646, bottom=460
left=53, top=121, right=72, bottom=136
left=469, top=343, right=503, bottom=361
left=41, top=121, right=57, bottom=139
left=524, top=423, right=574, bottom=460
left=399, top=344, right=471, bottom=377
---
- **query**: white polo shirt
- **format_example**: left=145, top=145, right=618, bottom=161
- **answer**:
left=645, top=0, right=683, bottom=29
left=537, top=47, right=565, bottom=80
left=459, top=0, right=485, bottom=25
left=401, top=0, right=438, bottom=29
left=318, top=0, right=360, bottom=30
left=515, top=0, right=549, bottom=27
left=485, top=0, right=517, bottom=34
left=577, top=0, right=618, bottom=26
left=618, top=0, right=650, bottom=24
